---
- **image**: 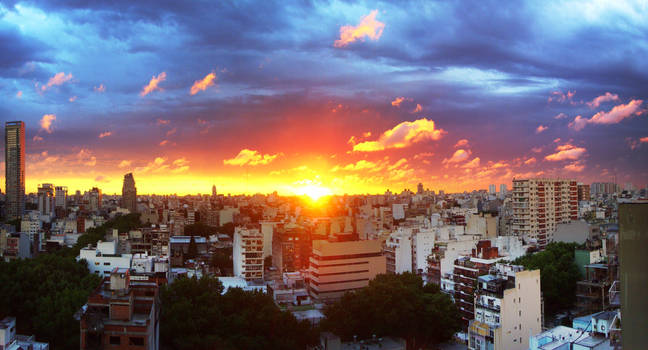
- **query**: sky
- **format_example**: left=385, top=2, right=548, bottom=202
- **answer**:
left=1, top=0, right=647, bottom=195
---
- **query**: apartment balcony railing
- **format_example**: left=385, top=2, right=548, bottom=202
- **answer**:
left=609, top=280, right=621, bottom=306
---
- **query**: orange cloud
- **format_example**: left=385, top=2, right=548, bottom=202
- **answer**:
left=412, top=103, right=422, bottom=113
left=443, top=149, right=471, bottom=164
left=223, top=149, right=280, bottom=166
left=587, top=92, right=618, bottom=109
left=76, top=149, right=97, bottom=166
left=41, top=72, right=73, bottom=91
left=16, top=91, right=22, bottom=98
left=118, top=160, right=132, bottom=168
left=33, top=135, right=43, bottom=142
left=159, top=140, right=169, bottom=146
left=564, top=161, right=585, bottom=172
left=548, top=90, right=575, bottom=104
left=461, top=157, right=481, bottom=169
left=353, top=118, right=446, bottom=152
left=140, top=72, right=166, bottom=96
left=40, top=114, right=56, bottom=133
left=535, top=125, right=548, bottom=134
left=166, top=128, right=177, bottom=137
left=524, top=157, right=536, bottom=165
left=545, top=143, right=586, bottom=161
left=99, top=131, right=112, bottom=138
left=94, top=84, right=106, bottom=92
left=156, top=119, right=170, bottom=125
left=641, top=137, right=648, bottom=143
left=391, top=97, right=411, bottom=107
left=554, top=113, right=567, bottom=119
left=334, top=10, right=385, bottom=48
left=69, top=96, right=77, bottom=102
left=190, top=72, right=217, bottom=95
left=570, top=100, right=644, bottom=131
left=454, top=139, right=469, bottom=148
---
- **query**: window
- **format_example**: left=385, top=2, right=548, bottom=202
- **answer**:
left=109, top=336, right=120, bottom=345
left=104, top=262, right=111, bottom=266
left=129, top=337, right=145, bottom=346
left=94, top=262, right=100, bottom=265
left=519, top=297, right=521, bottom=303
left=519, top=310, right=522, bottom=317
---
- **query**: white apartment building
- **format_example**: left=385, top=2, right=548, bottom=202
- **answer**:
left=512, top=178, right=578, bottom=248
left=468, top=264, right=542, bottom=350
left=384, top=226, right=436, bottom=274
left=77, top=240, right=133, bottom=277
left=233, top=227, right=264, bottom=281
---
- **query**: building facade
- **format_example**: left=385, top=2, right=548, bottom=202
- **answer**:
left=122, top=173, right=137, bottom=214
left=37, top=183, right=55, bottom=216
left=468, top=265, right=542, bottom=350
left=511, top=178, right=578, bottom=248
left=308, top=239, right=386, bottom=303
left=5, top=121, right=25, bottom=220
left=233, top=227, right=264, bottom=281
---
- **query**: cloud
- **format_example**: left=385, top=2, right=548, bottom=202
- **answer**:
left=223, top=149, right=280, bottom=166
left=95, top=175, right=109, bottom=183
left=454, top=139, right=469, bottom=148
left=76, top=149, right=97, bottom=166
left=40, top=72, right=73, bottom=91
left=16, top=91, right=22, bottom=98
left=94, top=84, right=106, bottom=92
left=568, top=115, right=588, bottom=131
left=535, top=125, right=548, bottom=134
left=40, top=114, right=56, bottom=133
left=190, top=72, right=217, bottom=95
left=412, top=103, right=422, bottom=113
left=118, top=160, right=132, bottom=168
left=545, top=143, right=587, bottom=161
left=461, top=157, right=481, bottom=169
left=353, top=118, right=446, bottom=152
left=531, top=147, right=543, bottom=153
left=32, top=135, right=43, bottom=142
left=443, top=149, right=471, bottom=164
left=547, top=90, right=575, bottom=104
left=641, top=137, right=648, bottom=143
left=564, top=161, right=585, bottom=172
left=391, top=96, right=411, bottom=107
left=334, top=10, right=385, bottom=48
left=140, top=72, right=166, bottom=96
left=171, top=157, right=190, bottom=173
left=524, top=157, right=536, bottom=165
left=166, top=128, right=177, bottom=137
left=587, top=92, right=618, bottom=109
left=159, top=140, right=169, bottom=146
left=554, top=113, right=567, bottom=120
left=69, top=95, right=77, bottom=102
left=570, top=100, right=644, bottom=130
left=156, top=119, right=170, bottom=125
left=362, top=131, right=372, bottom=138
left=99, top=131, right=112, bottom=138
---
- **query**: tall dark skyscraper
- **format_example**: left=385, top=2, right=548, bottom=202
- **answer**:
left=122, top=172, right=137, bottom=213
left=5, top=121, right=25, bottom=220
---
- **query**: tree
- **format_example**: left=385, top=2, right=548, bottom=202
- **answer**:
left=210, top=248, right=232, bottom=274
left=322, top=273, right=461, bottom=349
left=184, top=222, right=217, bottom=237
left=187, top=236, right=198, bottom=259
left=160, top=276, right=317, bottom=350
left=513, top=242, right=581, bottom=315
left=219, top=222, right=235, bottom=237
left=0, top=254, right=101, bottom=349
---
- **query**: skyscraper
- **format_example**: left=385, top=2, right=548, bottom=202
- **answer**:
left=37, top=183, right=55, bottom=216
left=5, top=121, right=25, bottom=220
left=55, top=186, right=68, bottom=209
left=122, top=173, right=137, bottom=213
left=212, top=184, right=217, bottom=197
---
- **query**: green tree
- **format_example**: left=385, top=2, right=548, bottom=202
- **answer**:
left=322, top=273, right=461, bottom=349
left=513, top=241, right=581, bottom=315
left=187, top=236, right=198, bottom=259
left=160, top=276, right=317, bottom=350
left=219, top=222, right=235, bottom=237
left=211, top=248, right=232, bottom=273
left=184, top=222, right=217, bottom=237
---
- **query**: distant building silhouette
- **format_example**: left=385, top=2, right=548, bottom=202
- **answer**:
left=5, top=121, right=25, bottom=220
left=122, top=173, right=137, bottom=213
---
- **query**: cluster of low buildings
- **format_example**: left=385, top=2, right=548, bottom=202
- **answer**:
left=1, top=172, right=647, bottom=349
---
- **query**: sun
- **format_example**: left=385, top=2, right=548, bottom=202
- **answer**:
left=296, top=184, right=333, bottom=201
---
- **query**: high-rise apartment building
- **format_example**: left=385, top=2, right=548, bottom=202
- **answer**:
left=308, top=239, right=386, bottom=303
left=577, top=183, right=590, bottom=201
left=88, top=187, right=102, bottom=211
left=55, top=185, right=68, bottom=209
left=499, top=184, right=507, bottom=199
left=511, top=178, right=577, bottom=248
left=489, top=184, right=496, bottom=195
left=233, top=227, right=264, bottom=281
left=468, top=264, right=542, bottom=350
left=590, top=182, right=618, bottom=196
left=37, top=183, right=55, bottom=216
left=122, top=173, right=137, bottom=213
left=4, top=121, right=25, bottom=220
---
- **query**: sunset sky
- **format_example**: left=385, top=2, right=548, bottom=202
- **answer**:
left=1, top=1, right=647, bottom=195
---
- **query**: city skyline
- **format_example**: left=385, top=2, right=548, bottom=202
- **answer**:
left=2, top=1, right=648, bottom=195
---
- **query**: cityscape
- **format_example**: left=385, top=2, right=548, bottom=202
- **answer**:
left=1, top=1, right=648, bottom=350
